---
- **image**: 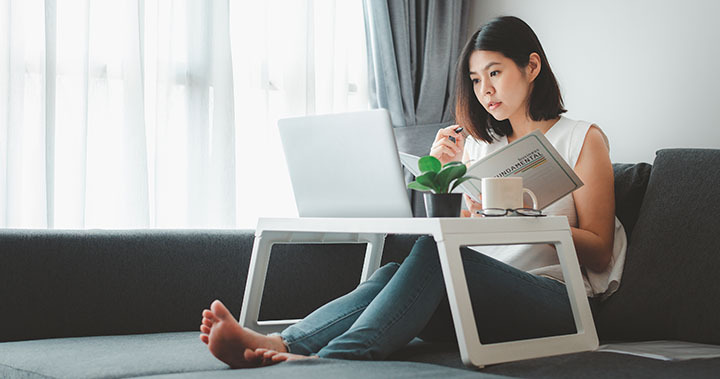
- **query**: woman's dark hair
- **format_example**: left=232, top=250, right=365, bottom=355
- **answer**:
left=455, top=16, right=566, bottom=143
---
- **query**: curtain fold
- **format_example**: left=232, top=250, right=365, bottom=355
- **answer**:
left=363, top=0, right=468, bottom=127
left=149, top=0, right=236, bottom=228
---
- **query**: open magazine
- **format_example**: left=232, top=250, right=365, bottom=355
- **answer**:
left=399, top=130, right=583, bottom=210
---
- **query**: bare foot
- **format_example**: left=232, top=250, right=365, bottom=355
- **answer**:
left=199, top=299, right=288, bottom=368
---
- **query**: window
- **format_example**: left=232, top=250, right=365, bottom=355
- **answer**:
left=0, top=0, right=369, bottom=229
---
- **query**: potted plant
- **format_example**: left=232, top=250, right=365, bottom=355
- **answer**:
left=407, top=156, right=476, bottom=217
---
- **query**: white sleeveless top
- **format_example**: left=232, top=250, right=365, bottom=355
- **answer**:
left=464, top=116, right=627, bottom=298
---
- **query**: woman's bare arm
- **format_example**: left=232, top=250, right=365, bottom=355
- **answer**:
left=570, top=126, right=615, bottom=272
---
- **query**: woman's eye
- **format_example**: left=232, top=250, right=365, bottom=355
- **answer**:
left=471, top=78, right=480, bottom=84
left=489, top=71, right=499, bottom=77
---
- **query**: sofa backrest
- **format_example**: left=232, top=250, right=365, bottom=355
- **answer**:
left=612, top=162, right=652, bottom=240
left=596, top=148, right=720, bottom=344
left=0, top=228, right=418, bottom=342
left=0, top=230, right=254, bottom=342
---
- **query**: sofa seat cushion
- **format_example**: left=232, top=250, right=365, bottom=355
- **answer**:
left=142, top=358, right=490, bottom=379
left=0, top=332, right=227, bottom=379
left=389, top=339, right=720, bottom=378
left=0, top=332, right=495, bottom=379
left=3, top=332, right=720, bottom=378
left=597, top=149, right=720, bottom=344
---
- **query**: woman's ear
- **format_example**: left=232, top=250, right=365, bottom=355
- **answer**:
left=527, top=52, right=541, bottom=82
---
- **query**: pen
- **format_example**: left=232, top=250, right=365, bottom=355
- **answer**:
left=448, top=126, right=464, bottom=143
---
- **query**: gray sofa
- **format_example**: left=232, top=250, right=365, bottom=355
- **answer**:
left=2, top=147, right=720, bottom=378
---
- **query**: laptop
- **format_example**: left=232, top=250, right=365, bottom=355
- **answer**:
left=277, top=109, right=413, bottom=218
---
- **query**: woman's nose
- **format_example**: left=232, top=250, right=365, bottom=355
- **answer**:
left=481, top=81, right=494, bottom=96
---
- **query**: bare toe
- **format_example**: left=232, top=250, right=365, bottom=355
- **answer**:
left=201, top=325, right=211, bottom=334
left=202, top=309, right=216, bottom=321
left=271, top=352, right=316, bottom=363
left=243, top=348, right=264, bottom=365
left=200, top=334, right=209, bottom=344
left=202, top=318, right=213, bottom=327
left=263, top=349, right=280, bottom=360
left=210, top=300, right=234, bottom=321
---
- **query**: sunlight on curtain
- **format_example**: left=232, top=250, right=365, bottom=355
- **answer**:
left=229, top=0, right=369, bottom=227
left=1, top=0, right=48, bottom=227
left=0, top=0, right=368, bottom=229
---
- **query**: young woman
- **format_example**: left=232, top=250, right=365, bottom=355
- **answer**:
left=199, top=16, right=626, bottom=368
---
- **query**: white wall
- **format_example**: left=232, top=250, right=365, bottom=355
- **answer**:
left=468, top=0, right=720, bottom=163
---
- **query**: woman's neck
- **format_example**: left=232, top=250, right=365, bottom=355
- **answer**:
left=507, top=114, right=560, bottom=143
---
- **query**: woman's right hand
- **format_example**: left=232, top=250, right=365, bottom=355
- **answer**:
left=430, top=125, right=465, bottom=166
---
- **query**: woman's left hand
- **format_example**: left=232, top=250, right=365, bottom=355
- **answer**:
left=461, top=194, right=482, bottom=217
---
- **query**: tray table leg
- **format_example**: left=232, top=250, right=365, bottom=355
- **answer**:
left=239, top=230, right=387, bottom=334
left=359, top=233, right=386, bottom=282
left=434, top=228, right=598, bottom=369
left=433, top=236, right=484, bottom=368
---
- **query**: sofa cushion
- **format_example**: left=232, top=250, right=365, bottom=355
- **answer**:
left=0, top=332, right=495, bottom=379
left=393, top=122, right=451, bottom=157
left=0, top=332, right=226, bottom=379
left=612, top=162, right=652, bottom=239
left=0, top=230, right=255, bottom=342
left=597, top=149, right=720, bottom=344
left=390, top=340, right=720, bottom=378
left=3, top=331, right=719, bottom=379
left=0, top=230, right=423, bottom=343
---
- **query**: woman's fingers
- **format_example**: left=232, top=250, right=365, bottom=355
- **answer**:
left=464, top=194, right=483, bottom=216
left=430, top=144, right=460, bottom=161
left=438, top=137, right=462, bottom=153
left=435, top=127, right=464, bottom=147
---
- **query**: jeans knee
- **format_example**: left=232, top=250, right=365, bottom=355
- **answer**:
left=408, top=235, right=439, bottom=261
left=365, top=262, right=400, bottom=286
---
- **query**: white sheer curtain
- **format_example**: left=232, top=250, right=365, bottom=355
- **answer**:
left=0, top=0, right=368, bottom=229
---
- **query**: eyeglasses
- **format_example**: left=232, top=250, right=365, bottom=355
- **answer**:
left=475, top=208, right=545, bottom=217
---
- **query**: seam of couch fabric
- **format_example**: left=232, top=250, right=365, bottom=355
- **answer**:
left=0, top=362, right=57, bottom=379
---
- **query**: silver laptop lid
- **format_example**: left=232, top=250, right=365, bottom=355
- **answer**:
left=278, top=109, right=412, bottom=218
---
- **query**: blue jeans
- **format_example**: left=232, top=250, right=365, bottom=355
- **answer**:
left=279, top=235, right=578, bottom=360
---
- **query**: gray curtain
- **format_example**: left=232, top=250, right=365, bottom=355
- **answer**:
left=363, top=0, right=469, bottom=216
left=363, top=0, right=469, bottom=128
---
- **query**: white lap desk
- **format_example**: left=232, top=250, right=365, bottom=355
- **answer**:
left=239, top=216, right=598, bottom=368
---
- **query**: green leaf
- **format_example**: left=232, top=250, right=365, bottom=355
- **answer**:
left=442, top=161, right=464, bottom=168
left=449, top=175, right=478, bottom=191
left=418, top=155, right=441, bottom=173
left=407, top=182, right=433, bottom=192
left=435, top=165, right=467, bottom=193
left=415, top=171, right=439, bottom=193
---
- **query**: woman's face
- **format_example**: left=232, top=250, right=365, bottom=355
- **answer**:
left=468, top=50, right=534, bottom=122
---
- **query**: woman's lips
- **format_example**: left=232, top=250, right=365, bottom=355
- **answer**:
left=488, top=101, right=502, bottom=111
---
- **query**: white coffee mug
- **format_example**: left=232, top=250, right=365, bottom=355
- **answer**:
left=481, top=177, right=538, bottom=210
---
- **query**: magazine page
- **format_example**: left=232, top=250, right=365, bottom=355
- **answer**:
left=457, top=130, right=583, bottom=209
left=597, top=341, right=720, bottom=361
left=398, top=152, right=422, bottom=177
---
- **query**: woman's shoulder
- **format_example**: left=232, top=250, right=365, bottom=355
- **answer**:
left=548, top=116, right=610, bottom=166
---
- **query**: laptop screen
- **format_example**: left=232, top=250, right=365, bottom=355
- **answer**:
left=277, top=109, right=412, bottom=218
